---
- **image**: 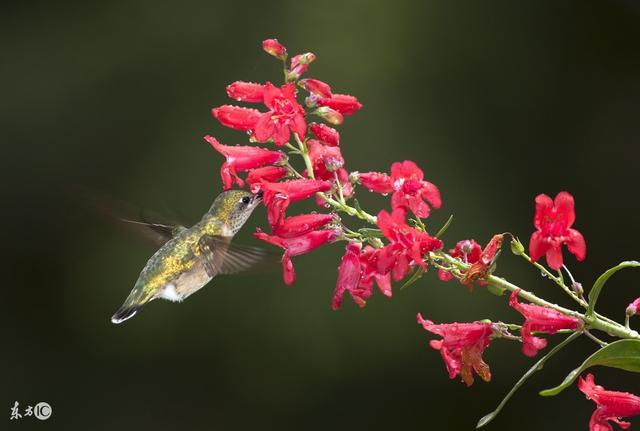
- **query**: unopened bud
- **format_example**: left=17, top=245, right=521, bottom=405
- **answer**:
left=510, top=237, right=525, bottom=256
left=313, top=106, right=344, bottom=125
left=571, top=281, right=584, bottom=297
left=299, top=78, right=332, bottom=98
left=262, top=38, right=287, bottom=61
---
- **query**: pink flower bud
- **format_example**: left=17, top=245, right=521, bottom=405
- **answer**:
left=212, top=105, right=261, bottom=131
left=313, top=106, right=343, bottom=125
left=262, top=38, right=287, bottom=60
left=299, top=78, right=332, bottom=98
left=226, top=81, right=265, bottom=103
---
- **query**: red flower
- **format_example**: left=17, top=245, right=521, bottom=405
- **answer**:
left=377, top=207, right=443, bottom=273
left=246, top=166, right=288, bottom=186
left=359, top=161, right=441, bottom=218
left=262, top=38, right=287, bottom=60
left=509, top=289, right=580, bottom=357
left=529, top=191, right=586, bottom=270
left=417, top=314, right=493, bottom=386
left=226, top=81, right=265, bottom=103
left=358, top=245, right=392, bottom=298
left=212, top=105, right=261, bottom=131
left=272, top=213, right=334, bottom=238
left=307, top=140, right=344, bottom=178
left=331, top=242, right=365, bottom=310
left=255, top=228, right=339, bottom=285
left=460, top=234, right=503, bottom=288
left=299, top=78, right=332, bottom=98
left=317, top=93, right=362, bottom=115
left=206, top=135, right=285, bottom=190
left=438, top=239, right=482, bottom=282
left=310, top=122, right=340, bottom=146
left=254, top=82, right=307, bottom=146
left=579, top=373, right=640, bottom=431
left=258, top=179, right=332, bottom=227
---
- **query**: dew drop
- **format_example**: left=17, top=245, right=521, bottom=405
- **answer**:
left=540, top=271, right=547, bottom=278
left=381, top=193, right=389, bottom=197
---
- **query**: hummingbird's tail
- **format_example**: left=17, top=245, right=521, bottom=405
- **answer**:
left=111, top=288, right=151, bottom=324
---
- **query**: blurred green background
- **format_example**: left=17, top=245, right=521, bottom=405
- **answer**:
left=3, top=1, right=640, bottom=429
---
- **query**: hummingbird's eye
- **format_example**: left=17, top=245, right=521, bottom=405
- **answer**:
left=241, top=196, right=251, bottom=205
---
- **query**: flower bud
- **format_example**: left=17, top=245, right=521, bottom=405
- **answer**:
left=299, top=78, right=332, bottom=98
left=313, top=106, right=344, bottom=125
left=510, top=237, right=525, bottom=256
left=262, top=38, right=287, bottom=61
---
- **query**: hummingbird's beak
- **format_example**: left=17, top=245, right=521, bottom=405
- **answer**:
left=255, top=190, right=264, bottom=201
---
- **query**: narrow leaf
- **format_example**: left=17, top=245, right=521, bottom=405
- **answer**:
left=586, top=261, right=639, bottom=316
left=540, top=339, right=640, bottom=396
left=435, top=214, right=454, bottom=238
left=399, top=267, right=424, bottom=290
left=477, top=332, right=581, bottom=429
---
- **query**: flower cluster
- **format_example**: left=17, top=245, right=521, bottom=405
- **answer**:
left=208, top=38, right=442, bottom=304
left=204, top=39, right=639, bottom=431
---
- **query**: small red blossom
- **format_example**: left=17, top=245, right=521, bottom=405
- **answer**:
left=246, top=166, right=288, bottom=186
left=258, top=179, right=332, bottom=227
left=307, top=140, right=344, bottom=178
left=226, top=81, right=265, bottom=103
left=359, top=172, right=393, bottom=194
left=310, top=122, right=340, bottom=146
left=262, top=38, right=287, bottom=60
left=254, top=82, right=306, bottom=146
left=358, top=245, right=392, bottom=298
left=509, top=289, right=580, bottom=357
left=272, top=213, right=334, bottom=238
left=579, top=373, right=640, bottom=431
left=438, top=239, right=482, bottom=282
left=331, top=242, right=365, bottom=310
left=299, top=78, right=332, bottom=98
left=212, top=105, right=261, bottom=131
left=317, top=93, right=362, bottom=115
left=377, top=207, right=443, bottom=275
left=255, top=228, right=339, bottom=285
left=529, top=191, right=586, bottom=270
left=206, top=135, right=285, bottom=190
left=627, top=298, right=640, bottom=317
left=417, top=314, right=493, bottom=386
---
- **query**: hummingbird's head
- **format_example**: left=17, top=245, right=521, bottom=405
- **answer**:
left=208, top=190, right=263, bottom=234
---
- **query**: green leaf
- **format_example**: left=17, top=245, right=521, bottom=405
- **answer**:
left=586, top=261, right=640, bottom=316
left=477, top=332, right=581, bottom=429
left=399, top=267, right=424, bottom=290
left=435, top=214, right=454, bottom=238
left=540, top=339, right=640, bottom=397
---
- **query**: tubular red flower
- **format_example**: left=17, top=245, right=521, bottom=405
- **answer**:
left=254, top=82, right=306, bottom=146
left=417, top=314, right=493, bottom=386
left=359, top=172, right=393, bottom=194
left=299, top=78, right=332, bottom=98
left=212, top=105, right=261, bottom=131
left=205, top=135, right=285, bottom=190
left=272, top=213, right=334, bottom=238
left=390, top=160, right=441, bottom=218
left=246, top=166, right=288, bottom=186
left=331, top=242, right=364, bottom=310
left=310, top=123, right=340, bottom=146
left=262, top=38, right=287, bottom=60
left=254, top=228, right=339, bottom=285
left=259, top=179, right=332, bottom=227
left=578, top=373, right=640, bottom=431
left=461, top=234, right=503, bottom=288
left=509, top=289, right=580, bottom=357
left=358, top=245, right=392, bottom=298
left=226, top=81, right=265, bottom=103
left=529, top=191, right=586, bottom=270
left=317, top=93, right=362, bottom=115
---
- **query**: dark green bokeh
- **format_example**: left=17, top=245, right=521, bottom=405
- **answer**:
left=3, top=1, right=640, bottom=429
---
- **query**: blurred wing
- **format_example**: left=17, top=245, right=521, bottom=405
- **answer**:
left=77, top=187, right=186, bottom=247
left=197, top=235, right=274, bottom=277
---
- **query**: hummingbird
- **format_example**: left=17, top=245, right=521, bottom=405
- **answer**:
left=111, top=189, right=266, bottom=324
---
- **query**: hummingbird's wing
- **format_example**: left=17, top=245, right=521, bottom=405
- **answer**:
left=197, top=235, right=273, bottom=276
